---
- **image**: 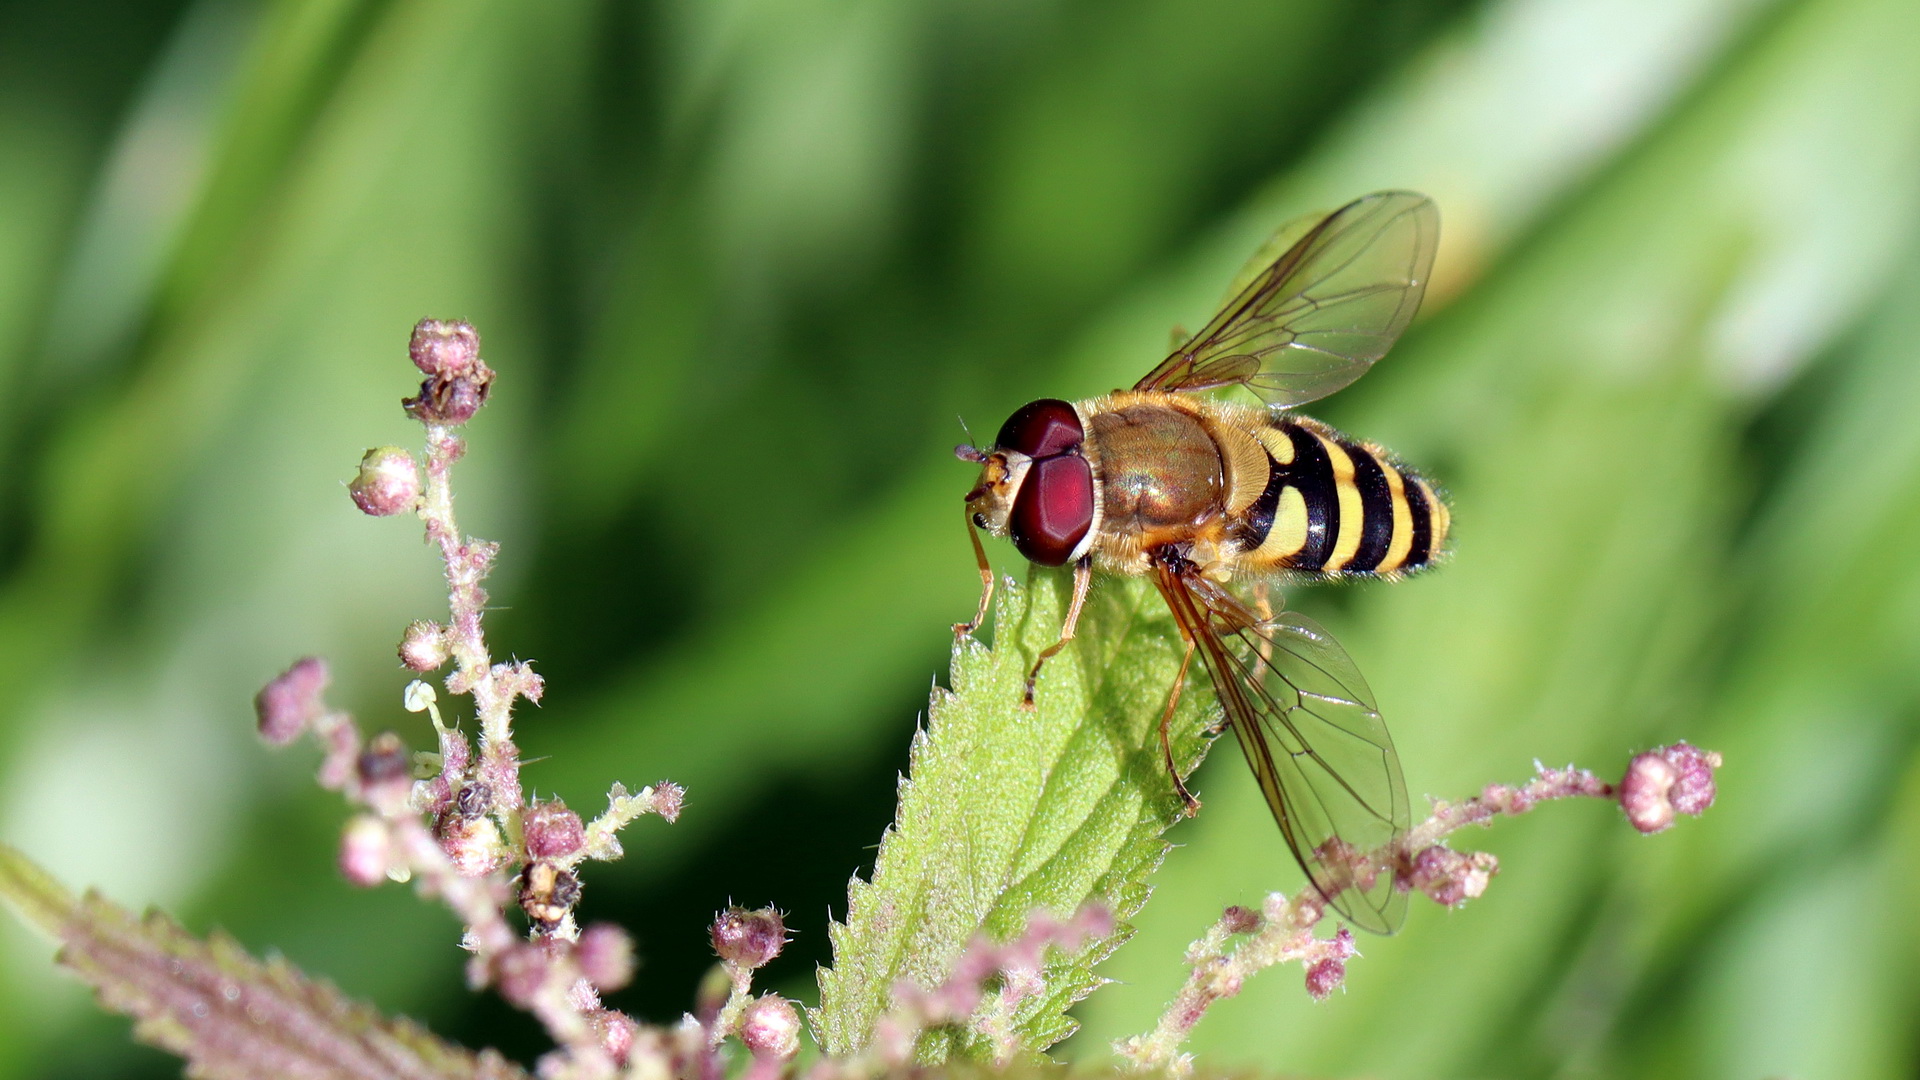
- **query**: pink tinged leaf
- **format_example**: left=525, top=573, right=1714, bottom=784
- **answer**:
left=0, top=845, right=525, bottom=1080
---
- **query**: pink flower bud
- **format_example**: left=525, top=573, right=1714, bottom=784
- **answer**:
left=594, top=1010, right=638, bottom=1064
left=1287, top=889, right=1327, bottom=929
left=494, top=660, right=544, bottom=704
left=1220, top=905, right=1260, bottom=935
left=349, top=447, right=421, bottom=516
left=651, top=781, right=685, bottom=824
left=406, top=376, right=492, bottom=425
left=449, top=380, right=489, bottom=422
left=402, top=322, right=494, bottom=427
left=493, top=943, right=549, bottom=1007
left=255, top=657, right=329, bottom=744
left=438, top=813, right=506, bottom=876
left=524, top=800, right=586, bottom=860
left=1405, top=845, right=1497, bottom=907
left=576, top=923, right=635, bottom=991
left=410, top=319, right=481, bottom=377
left=1664, top=742, right=1721, bottom=815
left=357, top=732, right=414, bottom=812
left=1194, top=957, right=1242, bottom=998
left=1304, top=957, right=1345, bottom=1001
left=338, top=816, right=391, bottom=887
left=739, top=995, right=802, bottom=1060
left=1313, top=836, right=1363, bottom=869
left=398, top=620, right=451, bottom=671
left=712, top=907, right=787, bottom=970
left=1620, top=752, right=1678, bottom=833
left=1620, top=743, right=1722, bottom=832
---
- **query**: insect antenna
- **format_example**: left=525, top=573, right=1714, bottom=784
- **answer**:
left=954, top=415, right=987, bottom=462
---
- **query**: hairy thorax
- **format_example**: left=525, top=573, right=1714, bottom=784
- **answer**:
left=1085, top=399, right=1226, bottom=567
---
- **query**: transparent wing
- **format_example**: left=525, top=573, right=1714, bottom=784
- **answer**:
left=1135, top=191, right=1439, bottom=409
left=1152, top=564, right=1410, bottom=934
left=1213, top=207, right=1327, bottom=309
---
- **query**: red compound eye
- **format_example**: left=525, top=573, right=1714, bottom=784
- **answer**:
left=995, top=399, right=1083, bottom=459
left=1010, top=454, right=1093, bottom=566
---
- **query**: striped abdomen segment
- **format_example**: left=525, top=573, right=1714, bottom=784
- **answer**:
left=1235, top=419, right=1448, bottom=577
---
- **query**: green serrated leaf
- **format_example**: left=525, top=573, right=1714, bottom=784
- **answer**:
left=0, top=843, right=526, bottom=1080
left=813, top=570, right=1216, bottom=1061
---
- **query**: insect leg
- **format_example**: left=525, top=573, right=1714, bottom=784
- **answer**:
left=953, top=509, right=995, bottom=641
left=1160, top=635, right=1202, bottom=816
left=1251, top=580, right=1274, bottom=623
left=1021, top=556, right=1093, bottom=708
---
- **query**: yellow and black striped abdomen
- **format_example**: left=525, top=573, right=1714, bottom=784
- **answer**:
left=1232, top=418, right=1448, bottom=578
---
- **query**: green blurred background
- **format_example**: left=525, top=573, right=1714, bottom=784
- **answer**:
left=1, top=0, right=1918, bottom=1075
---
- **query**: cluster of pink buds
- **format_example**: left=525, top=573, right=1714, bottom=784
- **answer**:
left=1302, top=928, right=1356, bottom=1001
left=1402, top=845, right=1498, bottom=907
left=403, top=318, right=494, bottom=425
left=261, top=320, right=693, bottom=1078
left=491, top=920, right=642, bottom=1073
left=520, top=801, right=588, bottom=933
left=1119, top=743, right=1723, bottom=1073
left=1619, top=742, right=1721, bottom=833
left=706, top=906, right=802, bottom=1063
left=871, top=905, right=1115, bottom=1067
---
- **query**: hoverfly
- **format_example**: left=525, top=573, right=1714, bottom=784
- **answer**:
left=954, top=191, right=1446, bottom=934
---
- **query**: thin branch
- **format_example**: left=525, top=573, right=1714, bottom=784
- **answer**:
left=1116, top=744, right=1722, bottom=1075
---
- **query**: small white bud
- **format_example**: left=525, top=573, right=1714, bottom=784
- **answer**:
left=403, top=680, right=437, bottom=713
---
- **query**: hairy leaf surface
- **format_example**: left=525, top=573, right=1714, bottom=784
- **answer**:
left=0, top=844, right=525, bottom=1080
left=814, top=573, right=1217, bottom=1060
